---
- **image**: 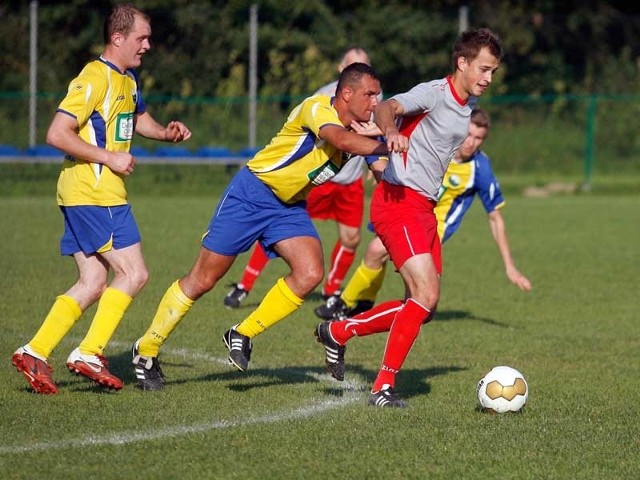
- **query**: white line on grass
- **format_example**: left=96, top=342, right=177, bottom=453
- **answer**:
left=1, top=342, right=367, bottom=455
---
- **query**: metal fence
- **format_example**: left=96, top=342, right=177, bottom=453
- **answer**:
left=1, top=92, right=639, bottom=188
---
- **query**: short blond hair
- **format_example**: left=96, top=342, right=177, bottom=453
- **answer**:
left=103, top=4, right=150, bottom=44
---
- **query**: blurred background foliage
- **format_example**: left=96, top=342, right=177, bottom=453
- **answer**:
left=2, top=1, right=639, bottom=98
left=0, top=1, right=639, bottom=181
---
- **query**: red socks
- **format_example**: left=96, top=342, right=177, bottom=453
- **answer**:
left=239, top=243, right=270, bottom=291
left=322, top=241, right=356, bottom=296
left=330, top=300, right=404, bottom=344
left=372, top=299, right=431, bottom=392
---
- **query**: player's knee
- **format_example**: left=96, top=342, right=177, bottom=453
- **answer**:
left=294, top=262, right=324, bottom=292
left=308, top=264, right=324, bottom=288
left=410, top=287, right=439, bottom=313
left=364, top=250, right=388, bottom=269
left=184, top=272, right=217, bottom=299
left=132, top=267, right=150, bottom=292
left=340, top=233, right=361, bottom=249
left=78, top=279, right=107, bottom=304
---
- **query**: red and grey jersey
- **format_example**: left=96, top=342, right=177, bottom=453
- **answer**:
left=381, top=76, right=471, bottom=201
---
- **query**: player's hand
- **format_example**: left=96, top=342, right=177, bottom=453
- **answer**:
left=350, top=120, right=383, bottom=137
left=165, top=121, right=192, bottom=143
left=507, top=267, right=532, bottom=291
left=106, top=151, right=136, bottom=175
left=385, top=130, right=409, bottom=153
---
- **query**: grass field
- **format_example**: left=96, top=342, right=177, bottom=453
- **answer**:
left=1, top=176, right=639, bottom=479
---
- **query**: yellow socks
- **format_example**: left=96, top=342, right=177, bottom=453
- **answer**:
left=80, top=287, right=132, bottom=356
left=360, top=261, right=386, bottom=302
left=236, top=277, right=303, bottom=338
left=139, top=280, right=194, bottom=357
left=29, top=295, right=82, bottom=359
left=341, top=260, right=386, bottom=308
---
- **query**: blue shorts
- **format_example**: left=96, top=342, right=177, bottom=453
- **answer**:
left=60, top=205, right=141, bottom=256
left=202, top=167, right=319, bottom=258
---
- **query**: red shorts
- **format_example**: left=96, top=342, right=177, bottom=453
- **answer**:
left=306, top=178, right=364, bottom=228
left=370, top=181, right=442, bottom=273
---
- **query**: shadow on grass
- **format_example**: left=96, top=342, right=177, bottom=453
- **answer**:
left=102, top=307, right=504, bottom=396
left=107, top=346, right=467, bottom=404
left=435, top=309, right=511, bottom=328
left=215, top=305, right=511, bottom=329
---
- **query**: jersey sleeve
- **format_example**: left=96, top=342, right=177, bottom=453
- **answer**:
left=391, top=81, right=438, bottom=116
left=57, top=66, right=106, bottom=127
left=300, top=96, right=343, bottom=136
left=474, top=151, right=505, bottom=213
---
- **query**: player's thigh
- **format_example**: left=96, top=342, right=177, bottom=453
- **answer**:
left=100, top=242, right=146, bottom=277
left=73, top=250, right=110, bottom=281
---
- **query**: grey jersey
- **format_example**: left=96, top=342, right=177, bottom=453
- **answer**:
left=312, top=79, right=383, bottom=185
left=381, top=77, right=472, bottom=200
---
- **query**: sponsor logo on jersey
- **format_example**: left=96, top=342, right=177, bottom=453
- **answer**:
left=308, top=161, right=340, bottom=185
left=114, top=112, right=134, bottom=142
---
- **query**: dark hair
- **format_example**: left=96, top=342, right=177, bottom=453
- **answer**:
left=336, top=62, right=380, bottom=92
left=451, top=28, right=503, bottom=71
left=103, top=4, right=149, bottom=44
left=470, top=108, right=491, bottom=129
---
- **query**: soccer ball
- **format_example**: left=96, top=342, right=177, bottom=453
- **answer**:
left=476, top=365, right=528, bottom=413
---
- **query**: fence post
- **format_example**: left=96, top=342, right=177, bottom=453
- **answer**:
left=248, top=4, right=258, bottom=150
left=582, top=94, right=597, bottom=192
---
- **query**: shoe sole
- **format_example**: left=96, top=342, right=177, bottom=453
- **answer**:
left=67, top=362, right=123, bottom=391
left=12, top=355, right=58, bottom=394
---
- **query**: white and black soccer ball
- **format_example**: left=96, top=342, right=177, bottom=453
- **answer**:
left=476, top=365, right=528, bottom=413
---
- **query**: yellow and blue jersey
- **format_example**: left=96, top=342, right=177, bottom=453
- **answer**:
left=247, top=94, right=348, bottom=204
left=435, top=149, right=505, bottom=242
left=56, top=57, right=146, bottom=206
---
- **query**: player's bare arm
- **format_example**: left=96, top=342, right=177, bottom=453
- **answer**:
left=135, top=111, right=192, bottom=143
left=367, top=157, right=388, bottom=183
left=374, top=99, right=409, bottom=153
left=487, top=209, right=533, bottom=291
left=46, top=112, right=135, bottom=175
left=318, top=124, right=387, bottom=156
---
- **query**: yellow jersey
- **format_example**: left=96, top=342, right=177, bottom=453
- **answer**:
left=56, top=57, right=146, bottom=206
left=247, top=94, right=348, bottom=204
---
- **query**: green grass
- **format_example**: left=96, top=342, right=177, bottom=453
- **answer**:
left=1, top=181, right=639, bottom=478
left=1, top=163, right=640, bottom=199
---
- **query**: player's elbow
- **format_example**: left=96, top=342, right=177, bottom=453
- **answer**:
left=45, top=127, right=62, bottom=150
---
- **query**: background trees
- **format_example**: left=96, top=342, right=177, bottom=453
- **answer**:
left=1, top=0, right=639, bottom=99
left=1, top=0, right=638, bottom=172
